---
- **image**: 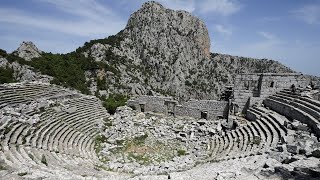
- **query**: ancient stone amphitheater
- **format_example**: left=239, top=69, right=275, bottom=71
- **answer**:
left=1, top=75, right=320, bottom=179
left=0, top=82, right=115, bottom=179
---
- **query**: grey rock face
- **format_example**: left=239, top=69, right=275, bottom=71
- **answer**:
left=0, top=58, right=53, bottom=83
left=13, top=41, right=42, bottom=61
left=84, top=1, right=293, bottom=100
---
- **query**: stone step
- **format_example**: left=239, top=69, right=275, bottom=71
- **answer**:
left=10, top=123, right=28, bottom=144
left=246, top=123, right=259, bottom=154
left=51, top=124, right=71, bottom=152
left=251, top=121, right=266, bottom=151
left=2, top=123, right=21, bottom=147
left=239, top=127, right=249, bottom=157
left=211, top=136, right=220, bottom=158
left=261, top=116, right=279, bottom=147
left=271, top=95, right=320, bottom=121
left=223, top=132, right=234, bottom=159
left=255, top=118, right=273, bottom=148
left=264, top=98, right=320, bottom=137
left=62, top=128, right=80, bottom=155
left=267, top=113, right=288, bottom=135
left=276, top=93, right=320, bottom=113
left=280, top=90, right=320, bottom=107
left=37, top=119, right=63, bottom=149
left=242, top=126, right=254, bottom=154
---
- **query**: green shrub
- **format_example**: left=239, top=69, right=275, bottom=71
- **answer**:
left=252, top=136, right=261, bottom=145
left=103, top=94, right=129, bottom=114
left=185, top=80, right=192, bottom=86
left=76, top=30, right=124, bottom=53
left=0, top=49, right=7, bottom=57
left=0, top=66, right=15, bottom=84
left=133, top=134, right=148, bottom=145
left=94, top=135, right=108, bottom=154
left=129, top=105, right=136, bottom=110
left=97, top=77, right=107, bottom=90
left=0, top=165, right=7, bottom=170
left=177, top=149, right=186, bottom=156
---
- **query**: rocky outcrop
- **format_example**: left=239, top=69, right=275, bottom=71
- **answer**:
left=83, top=1, right=294, bottom=100
left=0, top=58, right=52, bottom=83
left=13, top=41, right=42, bottom=61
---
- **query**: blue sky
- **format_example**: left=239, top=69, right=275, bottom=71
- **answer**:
left=0, top=0, right=319, bottom=76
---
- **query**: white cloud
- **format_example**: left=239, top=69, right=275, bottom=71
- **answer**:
left=293, top=4, right=320, bottom=24
left=0, top=0, right=126, bottom=37
left=215, top=24, right=232, bottom=36
left=258, top=31, right=276, bottom=40
left=197, top=0, right=241, bottom=16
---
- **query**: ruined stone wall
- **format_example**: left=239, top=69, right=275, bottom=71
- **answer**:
left=128, top=96, right=229, bottom=120
left=175, top=105, right=201, bottom=119
left=233, top=73, right=308, bottom=114
left=181, top=100, right=228, bottom=118
left=259, top=73, right=308, bottom=98
left=127, top=96, right=173, bottom=113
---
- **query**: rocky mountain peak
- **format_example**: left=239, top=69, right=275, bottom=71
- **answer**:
left=81, top=1, right=295, bottom=100
left=141, top=1, right=164, bottom=10
left=13, top=41, right=42, bottom=61
left=124, top=1, right=211, bottom=62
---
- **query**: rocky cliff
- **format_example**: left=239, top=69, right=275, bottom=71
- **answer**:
left=82, top=1, right=293, bottom=100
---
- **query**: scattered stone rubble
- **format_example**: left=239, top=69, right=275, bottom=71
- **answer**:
left=95, top=105, right=320, bottom=178
left=98, top=106, right=223, bottom=175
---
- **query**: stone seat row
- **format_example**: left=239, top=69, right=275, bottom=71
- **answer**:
left=209, top=106, right=287, bottom=162
left=264, top=91, right=320, bottom=137
left=0, top=114, right=101, bottom=172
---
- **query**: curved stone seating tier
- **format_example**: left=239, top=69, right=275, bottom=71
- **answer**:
left=264, top=97, right=320, bottom=137
left=272, top=94, right=320, bottom=121
left=251, top=121, right=267, bottom=150
left=247, top=107, right=284, bottom=148
left=242, top=126, right=255, bottom=154
left=277, top=92, right=320, bottom=113
left=0, top=83, right=108, bottom=173
left=279, top=90, right=320, bottom=113
left=210, top=110, right=283, bottom=161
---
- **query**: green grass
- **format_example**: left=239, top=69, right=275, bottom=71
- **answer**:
left=132, top=134, right=148, bottom=145
left=94, top=135, right=108, bottom=154
left=177, top=149, right=186, bottom=156
left=127, top=153, right=151, bottom=165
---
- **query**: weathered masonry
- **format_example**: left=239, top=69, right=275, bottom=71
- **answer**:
left=127, top=96, right=228, bottom=120
left=128, top=73, right=309, bottom=120
left=231, top=73, right=308, bottom=114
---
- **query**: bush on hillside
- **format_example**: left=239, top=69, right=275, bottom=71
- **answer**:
left=0, top=49, right=7, bottom=57
left=0, top=66, right=15, bottom=84
left=103, top=94, right=129, bottom=114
